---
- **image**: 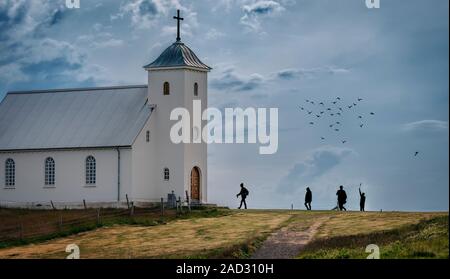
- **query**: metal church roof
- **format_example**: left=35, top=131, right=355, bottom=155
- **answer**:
left=0, top=85, right=152, bottom=151
left=144, top=41, right=211, bottom=71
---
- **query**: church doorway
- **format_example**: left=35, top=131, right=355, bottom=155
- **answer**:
left=190, top=167, right=201, bottom=202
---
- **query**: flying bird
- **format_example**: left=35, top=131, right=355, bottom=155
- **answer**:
left=353, top=103, right=357, bottom=106
left=337, top=113, right=341, bottom=116
left=336, top=97, right=341, bottom=100
left=370, top=112, right=375, bottom=115
left=336, top=122, right=341, bottom=125
left=316, top=115, right=321, bottom=118
left=306, top=99, right=310, bottom=103
left=358, top=116, right=363, bottom=119
left=358, top=98, right=363, bottom=101
left=319, top=102, right=324, bottom=106
left=335, top=128, right=340, bottom=132
left=330, top=113, right=334, bottom=116
left=327, top=108, right=332, bottom=111
left=320, top=111, right=325, bottom=114
left=309, top=122, right=314, bottom=125
left=342, top=140, right=347, bottom=144
left=332, top=101, right=337, bottom=105
left=414, top=151, right=419, bottom=156
left=360, top=124, right=364, bottom=128
left=310, top=101, right=315, bottom=105
left=329, top=124, right=334, bottom=128
left=339, top=108, right=343, bottom=111
left=307, top=111, right=312, bottom=114
left=321, top=137, right=325, bottom=140
left=348, top=105, right=353, bottom=109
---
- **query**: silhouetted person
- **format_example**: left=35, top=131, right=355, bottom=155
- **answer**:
left=336, top=185, right=347, bottom=211
left=359, top=187, right=366, bottom=212
left=237, top=183, right=249, bottom=209
left=304, top=187, right=312, bottom=210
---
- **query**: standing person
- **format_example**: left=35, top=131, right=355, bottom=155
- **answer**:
left=236, top=183, right=249, bottom=209
left=304, top=187, right=312, bottom=210
left=336, top=185, right=347, bottom=211
left=359, top=187, right=366, bottom=212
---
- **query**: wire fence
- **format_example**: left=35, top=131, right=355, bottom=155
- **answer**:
left=0, top=198, right=194, bottom=243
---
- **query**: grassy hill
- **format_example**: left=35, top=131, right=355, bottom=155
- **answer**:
left=0, top=208, right=447, bottom=259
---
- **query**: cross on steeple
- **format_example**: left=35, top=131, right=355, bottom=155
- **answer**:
left=173, top=9, right=184, bottom=42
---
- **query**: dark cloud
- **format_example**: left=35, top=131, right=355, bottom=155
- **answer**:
left=275, top=66, right=350, bottom=80
left=277, top=147, right=354, bottom=194
left=139, top=0, right=158, bottom=16
left=211, top=68, right=265, bottom=92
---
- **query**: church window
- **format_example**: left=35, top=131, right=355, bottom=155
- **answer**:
left=5, top=158, right=15, bottom=188
left=146, top=130, right=150, bottom=142
left=45, top=157, right=55, bottom=186
left=194, top=82, right=198, bottom=97
left=163, top=82, right=170, bottom=95
left=85, top=156, right=96, bottom=185
left=164, top=168, right=170, bottom=181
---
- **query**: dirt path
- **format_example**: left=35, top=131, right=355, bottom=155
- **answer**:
left=251, top=217, right=328, bottom=259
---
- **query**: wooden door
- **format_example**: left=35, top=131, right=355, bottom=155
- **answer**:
left=191, top=167, right=200, bottom=201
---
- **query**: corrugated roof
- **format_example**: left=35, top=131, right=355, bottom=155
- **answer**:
left=0, top=85, right=152, bottom=151
left=144, top=41, right=211, bottom=71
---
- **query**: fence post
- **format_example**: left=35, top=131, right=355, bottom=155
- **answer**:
left=130, top=202, right=135, bottom=216
left=126, top=194, right=130, bottom=209
left=178, top=196, right=183, bottom=214
left=185, top=190, right=191, bottom=212
left=83, top=199, right=87, bottom=210
left=96, top=208, right=101, bottom=225
left=160, top=198, right=164, bottom=216
left=50, top=200, right=56, bottom=210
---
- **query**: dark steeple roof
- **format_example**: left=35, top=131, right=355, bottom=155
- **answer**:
left=144, top=41, right=211, bottom=71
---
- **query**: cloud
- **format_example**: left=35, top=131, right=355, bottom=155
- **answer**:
left=206, top=28, right=226, bottom=40
left=275, top=66, right=350, bottom=80
left=402, top=120, right=449, bottom=135
left=240, top=0, right=285, bottom=32
left=211, top=67, right=266, bottom=92
left=277, top=146, right=354, bottom=194
left=0, top=0, right=103, bottom=89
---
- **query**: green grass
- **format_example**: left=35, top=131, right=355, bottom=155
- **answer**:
left=298, top=215, right=449, bottom=259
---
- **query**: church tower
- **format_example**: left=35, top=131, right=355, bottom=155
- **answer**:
left=143, top=10, right=210, bottom=204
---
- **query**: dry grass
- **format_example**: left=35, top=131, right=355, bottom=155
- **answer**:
left=314, top=211, right=447, bottom=239
left=0, top=210, right=293, bottom=259
left=0, top=210, right=446, bottom=259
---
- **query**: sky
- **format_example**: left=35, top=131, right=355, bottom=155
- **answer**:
left=0, top=0, right=448, bottom=211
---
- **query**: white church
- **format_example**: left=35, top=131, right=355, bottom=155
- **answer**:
left=0, top=11, right=209, bottom=208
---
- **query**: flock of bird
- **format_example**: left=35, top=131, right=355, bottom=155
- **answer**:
left=299, top=96, right=375, bottom=145
left=299, top=97, right=420, bottom=157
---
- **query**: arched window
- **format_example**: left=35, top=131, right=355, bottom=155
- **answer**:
left=85, top=156, right=96, bottom=185
left=163, top=168, right=170, bottom=181
left=194, top=82, right=198, bottom=97
left=5, top=158, right=15, bottom=187
left=163, top=82, right=170, bottom=95
left=45, top=157, right=55, bottom=186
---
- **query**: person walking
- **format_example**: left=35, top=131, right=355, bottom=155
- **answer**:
left=304, top=187, right=312, bottom=210
left=236, top=183, right=249, bottom=209
left=336, top=185, right=347, bottom=211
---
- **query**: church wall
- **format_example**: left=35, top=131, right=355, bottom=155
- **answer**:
left=138, top=70, right=186, bottom=202
left=0, top=148, right=129, bottom=206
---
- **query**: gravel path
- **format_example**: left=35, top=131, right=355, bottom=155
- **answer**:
left=251, top=217, right=327, bottom=259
